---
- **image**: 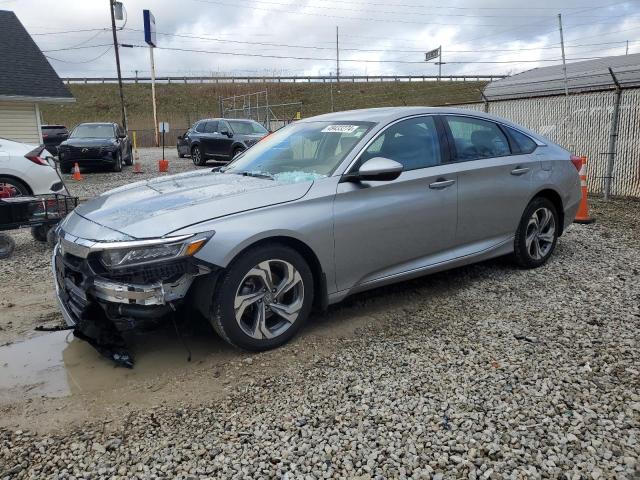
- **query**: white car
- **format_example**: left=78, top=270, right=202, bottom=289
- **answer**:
left=0, top=137, right=66, bottom=197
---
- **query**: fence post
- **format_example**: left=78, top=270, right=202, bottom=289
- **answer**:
left=604, top=67, right=622, bottom=200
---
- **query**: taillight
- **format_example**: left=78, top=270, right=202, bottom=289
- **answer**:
left=570, top=155, right=582, bottom=171
left=42, top=133, right=49, bottom=139
left=25, top=146, right=49, bottom=166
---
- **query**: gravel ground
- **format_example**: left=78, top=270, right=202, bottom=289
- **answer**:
left=0, top=196, right=638, bottom=479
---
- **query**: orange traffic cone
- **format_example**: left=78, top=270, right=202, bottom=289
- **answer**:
left=158, top=159, right=169, bottom=172
left=71, top=162, right=83, bottom=181
left=574, top=156, right=595, bottom=224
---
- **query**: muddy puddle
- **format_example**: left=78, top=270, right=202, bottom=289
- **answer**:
left=0, top=327, right=234, bottom=404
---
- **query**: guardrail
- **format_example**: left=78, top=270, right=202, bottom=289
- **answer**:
left=62, top=74, right=504, bottom=84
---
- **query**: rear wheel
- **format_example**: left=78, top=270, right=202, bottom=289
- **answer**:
left=0, top=176, right=30, bottom=197
left=514, top=197, right=559, bottom=268
left=192, top=145, right=206, bottom=166
left=209, top=244, right=314, bottom=351
left=60, top=163, right=72, bottom=174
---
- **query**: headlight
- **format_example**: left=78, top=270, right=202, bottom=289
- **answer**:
left=98, top=234, right=211, bottom=268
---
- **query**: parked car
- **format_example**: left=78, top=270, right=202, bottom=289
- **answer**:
left=177, top=118, right=269, bottom=166
left=41, top=124, right=69, bottom=154
left=0, top=137, right=64, bottom=197
left=54, top=107, right=581, bottom=355
left=57, top=122, right=132, bottom=173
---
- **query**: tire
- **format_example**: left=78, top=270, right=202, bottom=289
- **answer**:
left=231, top=147, right=244, bottom=160
left=178, top=150, right=185, bottom=159
left=112, top=151, right=123, bottom=172
left=0, top=234, right=15, bottom=259
left=31, top=224, right=51, bottom=243
left=0, top=176, right=30, bottom=197
left=46, top=226, right=58, bottom=247
left=60, top=163, right=72, bottom=174
left=124, top=147, right=133, bottom=166
left=513, top=197, right=559, bottom=269
left=210, top=244, right=314, bottom=351
left=192, top=145, right=206, bottom=166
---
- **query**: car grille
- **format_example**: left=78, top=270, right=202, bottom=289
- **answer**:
left=66, top=146, right=102, bottom=159
left=55, top=251, right=91, bottom=319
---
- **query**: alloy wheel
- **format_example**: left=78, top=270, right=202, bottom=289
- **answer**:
left=234, top=259, right=304, bottom=340
left=192, top=147, right=201, bottom=165
left=525, top=207, right=556, bottom=260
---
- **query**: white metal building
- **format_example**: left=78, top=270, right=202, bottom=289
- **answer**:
left=0, top=10, right=74, bottom=144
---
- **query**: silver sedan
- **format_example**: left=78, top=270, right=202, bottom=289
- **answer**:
left=54, top=107, right=581, bottom=353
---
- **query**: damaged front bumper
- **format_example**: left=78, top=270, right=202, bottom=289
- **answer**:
left=52, top=231, right=214, bottom=366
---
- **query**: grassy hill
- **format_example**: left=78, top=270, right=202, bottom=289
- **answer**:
left=41, top=81, right=485, bottom=146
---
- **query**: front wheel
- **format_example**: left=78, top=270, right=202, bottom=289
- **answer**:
left=192, top=145, right=206, bottom=166
left=209, top=244, right=314, bottom=351
left=513, top=197, right=559, bottom=268
left=112, top=151, right=123, bottom=172
left=124, top=147, right=133, bottom=166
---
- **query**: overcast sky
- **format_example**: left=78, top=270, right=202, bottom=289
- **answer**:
left=4, top=0, right=640, bottom=78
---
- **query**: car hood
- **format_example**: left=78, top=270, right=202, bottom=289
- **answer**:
left=72, top=170, right=313, bottom=239
left=60, top=138, right=116, bottom=148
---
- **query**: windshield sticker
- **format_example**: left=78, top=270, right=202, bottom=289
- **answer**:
left=321, top=125, right=359, bottom=133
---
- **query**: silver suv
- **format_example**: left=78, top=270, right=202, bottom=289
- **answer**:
left=54, top=107, right=581, bottom=354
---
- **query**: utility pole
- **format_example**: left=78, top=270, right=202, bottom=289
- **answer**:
left=109, top=0, right=127, bottom=131
left=557, top=14, right=569, bottom=98
left=558, top=13, right=572, bottom=151
left=149, top=46, right=158, bottom=147
left=329, top=71, right=334, bottom=112
left=336, top=26, right=340, bottom=85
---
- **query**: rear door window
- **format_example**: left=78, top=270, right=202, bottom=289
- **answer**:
left=505, top=127, right=537, bottom=154
left=194, top=122, right=206, bottom=133
left=445, top=116, right=511, bottom=161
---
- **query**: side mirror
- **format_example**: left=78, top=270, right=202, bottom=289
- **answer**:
left=345, top=157, right=403, bottom=182
left=118, top=133, right=126, bottom=139
left=220, top=129, right=232, bottom=138
left=177, top=135, right=183, bottom=140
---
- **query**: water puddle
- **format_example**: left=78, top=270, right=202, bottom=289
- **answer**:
left=0, top=328, right=231, bottom=403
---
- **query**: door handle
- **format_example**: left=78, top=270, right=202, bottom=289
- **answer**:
left=429, top=178, right=456, bottom=190
left=510, top=167, right=530, bottom=176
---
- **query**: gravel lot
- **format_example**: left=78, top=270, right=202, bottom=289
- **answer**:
left=0, top=156, right=638, bottom=479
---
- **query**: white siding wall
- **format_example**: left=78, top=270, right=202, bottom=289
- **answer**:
left=454, top=90, right=640, bottom=197
left=0, top=101, right=40, bottom=144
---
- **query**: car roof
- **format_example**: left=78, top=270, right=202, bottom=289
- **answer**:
left=75, top=122, right=116, bottom=126
left=197, top=118, right=257, bottom=123
left=42, top=124, right=67, bottom=128
left=301, top=106, right=548, bottom=143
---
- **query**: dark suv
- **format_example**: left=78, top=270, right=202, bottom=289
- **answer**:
left=41, top=125, right=69, bottom=153
left=57, top=122, right=132, bottom=173
left=177, top=118, right=269, bottom=166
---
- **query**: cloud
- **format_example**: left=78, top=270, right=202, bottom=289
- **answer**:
left=6, top=0, right=640, bottom=77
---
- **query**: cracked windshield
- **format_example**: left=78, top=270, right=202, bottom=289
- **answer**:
left=223, top=121, right=373, bottom=183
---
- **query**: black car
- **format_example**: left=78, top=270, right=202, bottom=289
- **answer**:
left=177, top=118, right=269, bottom=166
left=41, top=125, right=69, bottom=153
left=57, top=122, right=132, bottom=173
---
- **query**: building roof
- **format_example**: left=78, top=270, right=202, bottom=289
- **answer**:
left=0, top=10, right=74, bottom=103
left=484, top=53, right=640, bottom=100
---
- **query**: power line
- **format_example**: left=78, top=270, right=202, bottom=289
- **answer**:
left=30, top=27, right=109, bottom=36
left=42, top=43, right=113, bottom=53
left=136, top=44, right=609, bottom=65
left=44, top=46, right=113, bottom=64
left=119, top=28, right=640, bottom=56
